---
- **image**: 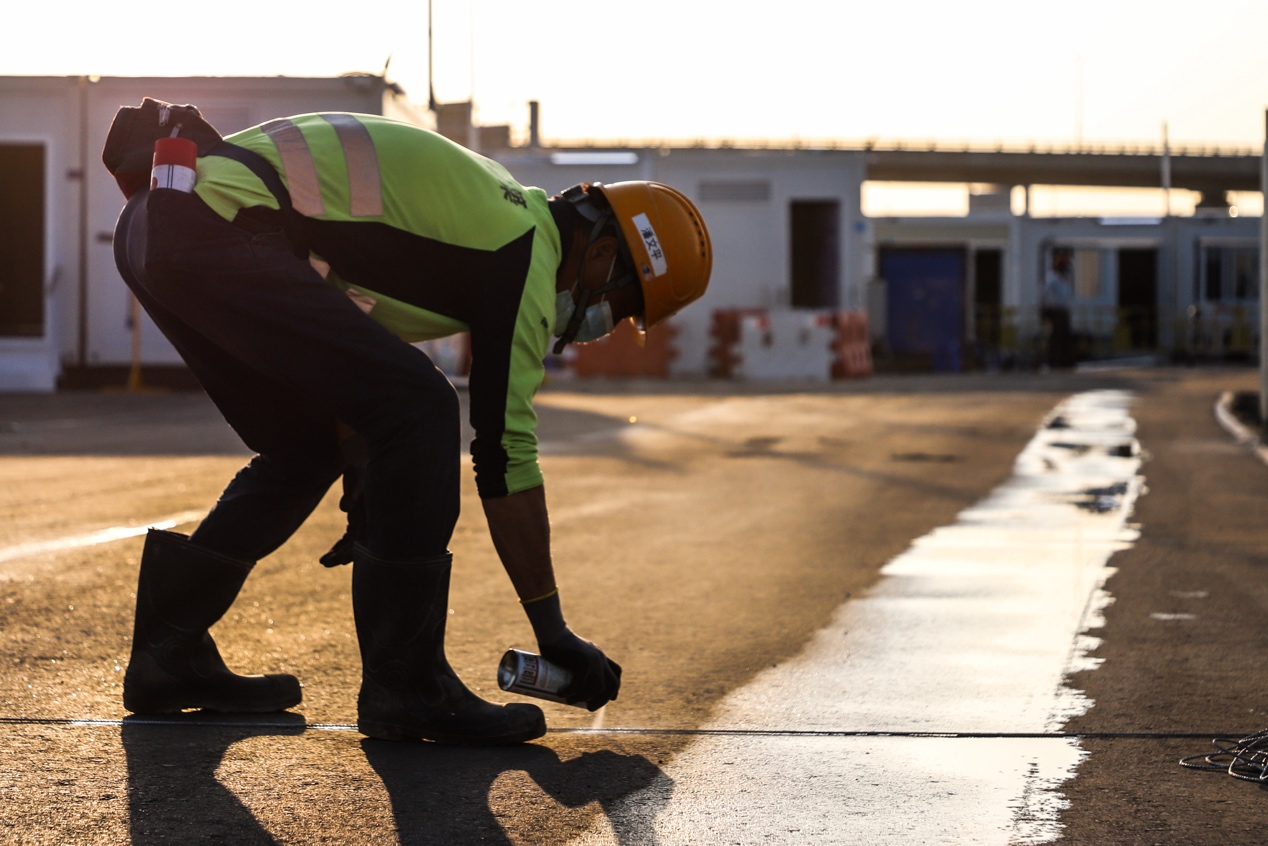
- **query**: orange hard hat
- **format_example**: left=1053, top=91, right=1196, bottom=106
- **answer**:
left=589, top=181, right=713, bottom=335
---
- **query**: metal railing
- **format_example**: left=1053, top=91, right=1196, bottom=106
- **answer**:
left=1174, top=304, right=1261, bottom=360
left=966, top=304, right=1261, bottom=368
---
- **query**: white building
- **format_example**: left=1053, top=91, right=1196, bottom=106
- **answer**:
left=870, top=206, right=1260, bottom=370
left=496, top=146, right=869, bottom=377
left=0, top=75, right=1258, bottom=390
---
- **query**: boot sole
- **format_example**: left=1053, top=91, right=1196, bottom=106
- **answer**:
left=358, top=717, right=547, bottom=746
left=124, top=677, right=303, bottom=715
left=125, top=693, right=303, bottom=715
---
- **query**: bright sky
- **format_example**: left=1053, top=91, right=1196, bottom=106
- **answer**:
left=6, top=0, right=1267, bottom=214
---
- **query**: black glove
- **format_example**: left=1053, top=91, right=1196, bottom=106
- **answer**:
left=523, top=589, right=621, bottom=710
left=320, top=457, right=366, bottom=568
left=539, top=628, right=623, bottom=711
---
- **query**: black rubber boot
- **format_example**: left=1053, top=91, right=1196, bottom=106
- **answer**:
left=123, top=529, right=302, bottom=714
left=352, top=547, right=546, bottom=745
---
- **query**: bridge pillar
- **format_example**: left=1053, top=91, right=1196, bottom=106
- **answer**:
left=1260, top=110, right=1267, bottom=426
left=1195, top=189, right=1233, bottom=216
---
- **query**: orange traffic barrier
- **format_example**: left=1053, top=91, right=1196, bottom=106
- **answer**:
left=709, top=308, right=873, bottom=381
left=830, top=311, right=873, bottom=379
left=708, top=308, right=768, bottom=378
left=569, top=320, right=677, bottom=378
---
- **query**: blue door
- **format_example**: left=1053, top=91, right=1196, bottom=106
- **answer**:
left=881, top=248, right=965, bottom=370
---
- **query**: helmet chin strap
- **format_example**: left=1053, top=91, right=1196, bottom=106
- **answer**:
left=553, top=254, right=617, bottom=354
left=553, top=211, right=636, bottom=354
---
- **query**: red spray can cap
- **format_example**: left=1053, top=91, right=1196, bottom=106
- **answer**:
left=152, top=136, right=197, bottom=169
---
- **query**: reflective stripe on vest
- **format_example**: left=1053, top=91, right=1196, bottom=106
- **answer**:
left=323, top=113, right=383, bottom=217
left=261, top=118, right=325, bottom=217
left=260, top=115, right=383, bottom=219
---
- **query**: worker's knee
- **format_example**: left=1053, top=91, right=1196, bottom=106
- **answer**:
left=397, top=373, right=461, bottom=450
left=356, top=362, right=460, bottom=452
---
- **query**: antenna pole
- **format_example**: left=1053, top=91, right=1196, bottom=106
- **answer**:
left=428, top=0, right=437, bottom=112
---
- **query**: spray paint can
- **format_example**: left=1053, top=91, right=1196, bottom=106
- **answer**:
left=498, top=648, right=574, bottom=705
left=151, top=136, right=197, bottom=192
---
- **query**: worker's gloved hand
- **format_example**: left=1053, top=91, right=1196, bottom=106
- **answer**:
left=523, top=589, right=621, bottom=710
left=539, top=628, right=623, bottom=711
left=320, top=465, right=366, bottom=568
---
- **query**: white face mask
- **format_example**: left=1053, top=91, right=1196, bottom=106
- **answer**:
left=554, top=290, right=615, bottom=344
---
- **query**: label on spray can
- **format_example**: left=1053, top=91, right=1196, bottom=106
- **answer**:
left=498, top=648, right=574, bottom=705
left=151, top=136, right=198, bottom=192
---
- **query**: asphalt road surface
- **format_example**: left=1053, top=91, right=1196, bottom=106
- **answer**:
left=1, top=367, right=1266, bottom=844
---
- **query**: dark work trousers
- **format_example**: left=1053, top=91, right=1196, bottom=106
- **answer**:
left=1041, top=306, right=1074, bottom=369
left=113, top=189, right=461, bottom=563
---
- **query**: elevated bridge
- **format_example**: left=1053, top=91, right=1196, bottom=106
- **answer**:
left=861, top=144, right=1260, bottom=203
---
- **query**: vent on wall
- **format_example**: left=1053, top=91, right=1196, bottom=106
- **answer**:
left=699, top=180, right=772, bottom=202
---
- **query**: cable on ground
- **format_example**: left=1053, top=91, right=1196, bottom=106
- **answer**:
left=1180, top=729, right=1268, bottom=783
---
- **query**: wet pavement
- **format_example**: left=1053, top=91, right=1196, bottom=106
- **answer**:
left=571, top=390, right=1143, bottom=844
left=1, top=368, right=1267, bottom=844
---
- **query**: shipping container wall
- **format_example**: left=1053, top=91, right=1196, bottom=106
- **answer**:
left=0, top=77, right=81, bottom=390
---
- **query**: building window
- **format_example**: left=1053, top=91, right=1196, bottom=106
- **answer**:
left=1199, top=244, right=1259, bottom=304
left=789, top=201, right=840, bottom=308
left=0, top=144, right=45, bottom=337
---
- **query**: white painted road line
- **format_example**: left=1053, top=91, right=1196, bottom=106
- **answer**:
left=1214, top=390, right=1268, bottom=466
left=0, top=510, right=205, bottom=567
left=576, top=390, right=1144, bottom=845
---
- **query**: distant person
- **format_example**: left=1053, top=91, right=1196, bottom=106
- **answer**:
left=1042, top=251, right=1075, bottom=368
left=108, top=104, right=712, bottom=744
